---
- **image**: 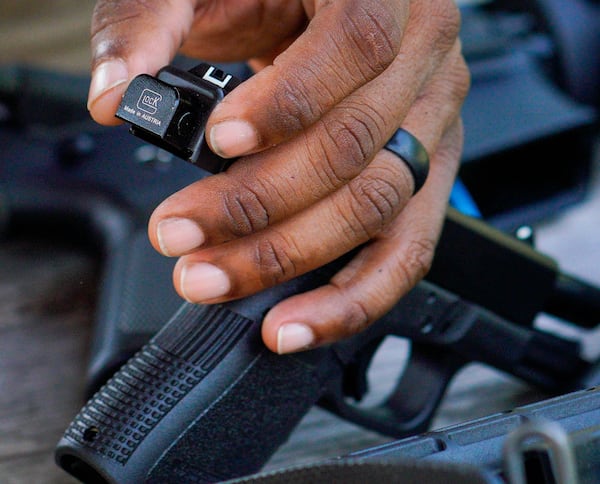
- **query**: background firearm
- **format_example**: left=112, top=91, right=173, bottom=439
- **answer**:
left=234, top=385, right=600, bottom=484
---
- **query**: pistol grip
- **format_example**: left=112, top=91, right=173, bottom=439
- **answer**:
left=56, top=303, right=330, bottom=483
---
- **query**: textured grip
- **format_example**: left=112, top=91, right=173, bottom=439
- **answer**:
left=67, top=303, right=249, bottom=464
left=65, top=343, right=203, bottom=465
left=57, top=250, right=357, bottom=483
left=56, top=303, right=332, bottom=483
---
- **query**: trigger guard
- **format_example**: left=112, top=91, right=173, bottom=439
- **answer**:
left=341, top=338, right=384, bottom=401
left=319, top=344, right=465, bottom=439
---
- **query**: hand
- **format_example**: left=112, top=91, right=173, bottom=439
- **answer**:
left=88, top=0, right=470, bottom=354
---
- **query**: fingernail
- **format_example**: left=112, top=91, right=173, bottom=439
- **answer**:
left=157, top=218, right=205, bottom=256
left=88, top=59, right=129, bottom=110
left=180, top=262, right=231, bottom=302
left=210, top=120, right=258, bottom=158
left=277, top=323, right=315, bottom=354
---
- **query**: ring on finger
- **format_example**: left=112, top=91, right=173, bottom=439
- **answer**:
left=384, top=128, right=429, bottom=195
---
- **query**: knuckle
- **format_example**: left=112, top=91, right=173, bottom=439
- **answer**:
left=329, top=279, right=372, bottom=335
left=411, top=43, right=471, bottom=130
left=434, top=41, right=471, bottom=106
left=318, top=103, right=384, bottom=185
left=91, top=0, right=149, bottom=38
left=397, top=237, right=436, bottom=285
left=431, top=1, right=462, bottom=51
left=91, top=0, right=149, bottom=62
left=333, top=116, right=374, bottom=164
left=270, top=74, right=322, bottom=135
left=450, top=49, right=471, bottom=103
left=347, top=167, right=407, bottom=238
left=414, top=0, right=461, bottom=54
left=92, top=0, right=153, bottom=24
left=342, top=300, right=372, bottom=335
left=91, top=1, right=117, bottom=36
left=338, top=2, right=402, bottom=78
left=221, top=184, right=270, bottom=237
left=256, top=232, right=301, bottom=288
left=91, top=0, right=184, bottom=65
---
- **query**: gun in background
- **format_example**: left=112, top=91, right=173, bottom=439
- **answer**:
left=233, top=385, right=600, bottom=484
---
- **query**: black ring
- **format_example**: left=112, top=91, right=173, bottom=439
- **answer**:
left=384, top=128, right=429, bottom=195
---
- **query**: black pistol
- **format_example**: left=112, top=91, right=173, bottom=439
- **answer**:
left=54, top=62, right=600, bottom=483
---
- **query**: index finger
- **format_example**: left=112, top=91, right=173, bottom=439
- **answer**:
left=205, top=0, right=409, bottom=157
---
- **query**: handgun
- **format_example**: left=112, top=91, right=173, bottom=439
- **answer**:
left=51, top=61, right=600, bottom=482
left=53, top=240, right=596, bottom=483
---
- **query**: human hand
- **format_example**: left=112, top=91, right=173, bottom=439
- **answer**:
left=88, top=0, right=470, bottom=354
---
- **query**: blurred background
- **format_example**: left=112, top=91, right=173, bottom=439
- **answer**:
left=0, top=1, right=93, bottom=73
left=0, top=0, right=598, bottom=483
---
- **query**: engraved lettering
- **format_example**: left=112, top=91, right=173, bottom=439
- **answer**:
left=137, top=89, right=163, bottom=115
left=140, top=113, right=162, bottom=126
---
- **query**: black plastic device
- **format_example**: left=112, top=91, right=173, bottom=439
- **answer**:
left=116, top=63, right=241, bottom=173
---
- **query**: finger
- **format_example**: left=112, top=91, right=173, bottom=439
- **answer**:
left=148, top=35, right=468, bottom=259
left=171, top=146, right=416, bottom=303
left=88, top=0, right=197, bottom=125
left=258, top=48, right=468, bottom=353
left=203, top=0, right=421, bottom=157
left=167, top=55, right=467, bottom=305
left=261, top=120, right=464, bottom=354
left=179, top=1, right=307, bottom=62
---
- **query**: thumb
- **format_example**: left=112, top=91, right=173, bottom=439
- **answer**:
left=88, top=0, right=196, bottom=125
